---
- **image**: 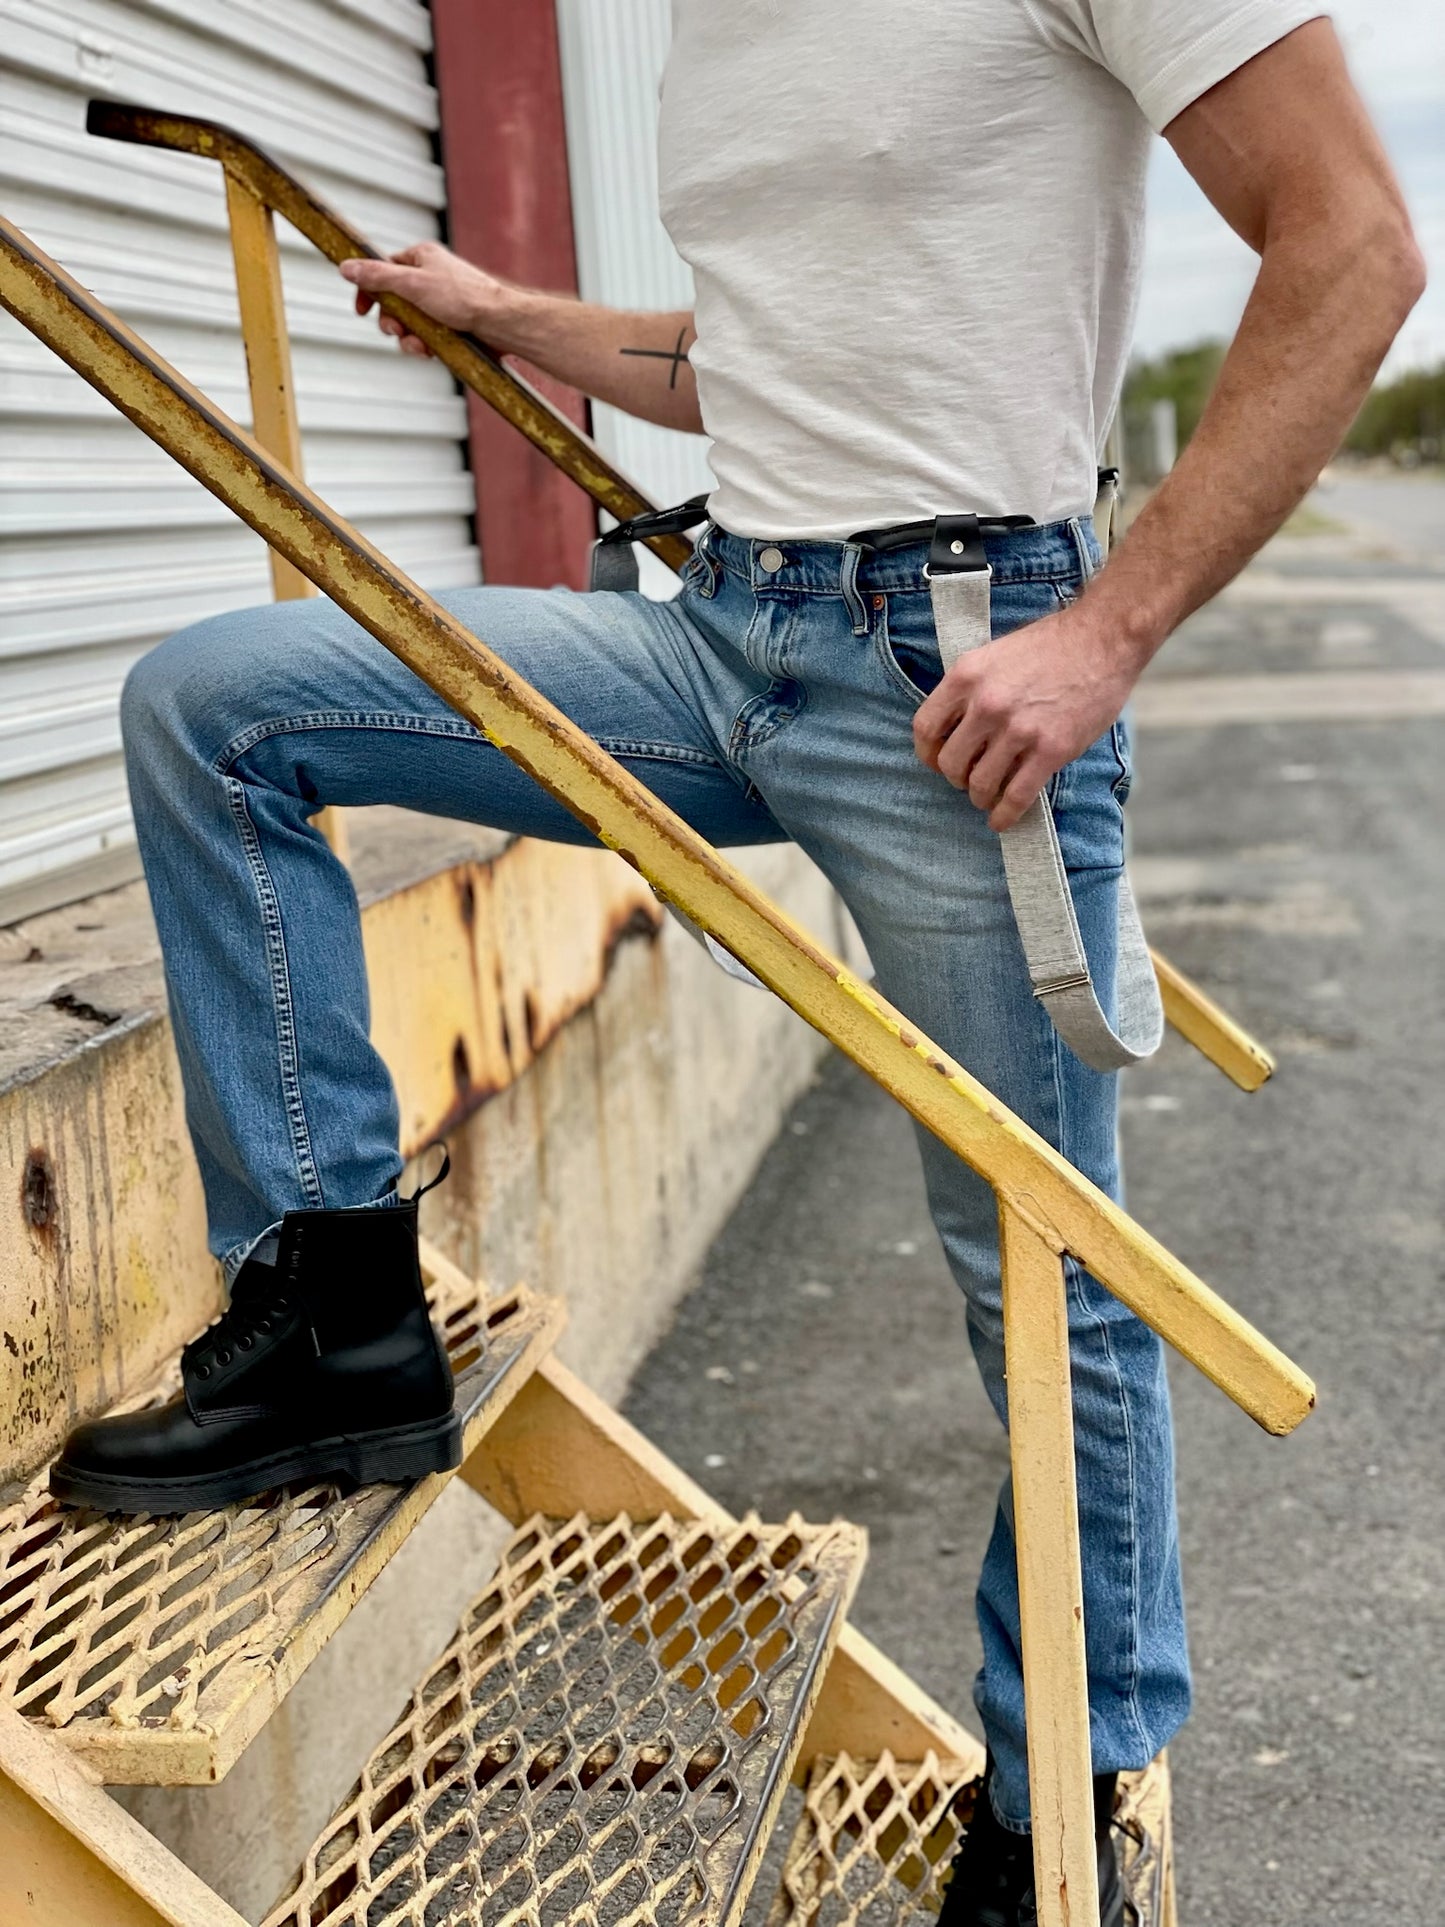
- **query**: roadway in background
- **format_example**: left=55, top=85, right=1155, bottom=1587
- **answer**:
left=625, top=471, right=1445, bottom=1926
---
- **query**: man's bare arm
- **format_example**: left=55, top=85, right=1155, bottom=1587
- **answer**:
left=914, top=19, right=1425, bottom=830
left=339, top=244, right=703, bottom=433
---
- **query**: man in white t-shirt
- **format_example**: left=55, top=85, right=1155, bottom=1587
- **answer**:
left=58, top=7, right=1420, bottom=1919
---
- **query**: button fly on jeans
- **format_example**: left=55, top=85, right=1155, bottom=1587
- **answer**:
left=758, top=546, right=785, bottom=574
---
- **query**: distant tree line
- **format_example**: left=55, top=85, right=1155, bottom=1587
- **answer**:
left=1122, top=342, right=1226, bottom=450
left=1122, top=343, right=1444, bottom=468
left=1345, top=363, right=1445, bottom=463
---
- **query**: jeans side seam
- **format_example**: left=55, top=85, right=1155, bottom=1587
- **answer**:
left=214, top=712, right=482, bottom=774
left=215, top=713, right=724, bottom=779
left=224, top=775, right=325, bottom=1210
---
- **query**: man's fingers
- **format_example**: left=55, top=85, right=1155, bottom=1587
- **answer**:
left=338, top=257, right=422, bottom=297
left=913, top=674, right=970, bottom=767
left=339, top=261, right=436, bottom=353
left=935, top=714, right=990, bottom=791
left=964, top=731, right=1027, bottom=812
left=988, top=756, right=1052, bottom=832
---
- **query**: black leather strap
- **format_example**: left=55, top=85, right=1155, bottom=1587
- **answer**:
left=602, top=493, right=711, bottom=547
left=589, top=493, right=710, bottom=593
left=849, top=511, right=1033, bottom=564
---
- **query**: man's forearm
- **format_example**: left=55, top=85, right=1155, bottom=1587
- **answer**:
left=1084, top=217, right=1424, bottom=671
left=482, top=292, right=702, bottom=434
left=340, top=244, right=703, bottom=434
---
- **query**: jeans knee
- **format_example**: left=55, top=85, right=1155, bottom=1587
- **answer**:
left=121, top=609, right=267, bottom=770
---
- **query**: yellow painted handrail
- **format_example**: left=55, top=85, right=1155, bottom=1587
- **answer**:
left=84, top=100, right=693, bottom=574
left=84, top=100, right=1276, bottom=1093
left=0, top=215, right=1312, bottom=1439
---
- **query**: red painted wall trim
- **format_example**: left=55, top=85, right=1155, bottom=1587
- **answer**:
left=429, top=0, right=596, bottom=588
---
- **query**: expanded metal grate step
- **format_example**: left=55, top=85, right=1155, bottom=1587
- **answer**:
left=767, top=1751, right=1176, bottom=1926
left=264, top=1511, right=866, bottom=1927
left=0, top=1257, right=562, bottom=1787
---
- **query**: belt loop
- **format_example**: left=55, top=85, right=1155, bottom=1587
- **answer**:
left=1068, top=513, right=1097, bottom=584
left=840, top=542, right=869, bottom=636
left=694, top=523, right=719, bottom=597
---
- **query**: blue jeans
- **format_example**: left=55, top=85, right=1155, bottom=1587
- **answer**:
left=121, top=517, right=1189, bottom=1824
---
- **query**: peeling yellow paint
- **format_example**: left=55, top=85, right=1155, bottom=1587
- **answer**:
left=364, top=841, right=661, bottom=1158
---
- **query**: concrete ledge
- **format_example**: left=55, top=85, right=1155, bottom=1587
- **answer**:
left=1, top=807, right=850, bottom=1481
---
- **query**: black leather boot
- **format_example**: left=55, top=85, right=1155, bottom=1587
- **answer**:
left=937, top=1763, right=1124, bottom=1927
left=51, top=1189, right=461, bottom=1514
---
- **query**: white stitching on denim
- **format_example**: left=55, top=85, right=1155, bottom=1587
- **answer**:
left=215, top=712, right=481, bottom=773
left=217, top=713, right=726, bottom=778
left=224, top=775, right=325, bottom=1210
left=593, top=739, right=718, bottom=768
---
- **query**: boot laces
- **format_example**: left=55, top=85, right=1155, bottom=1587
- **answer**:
left=183, top=1266, right=297, bottom=1380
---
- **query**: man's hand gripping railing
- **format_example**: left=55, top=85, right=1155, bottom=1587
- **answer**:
left=84, top=99, right=692, bottom=576
left=84, top=98, right=1274, bottom=1095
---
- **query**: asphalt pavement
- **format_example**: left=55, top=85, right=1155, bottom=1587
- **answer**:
left=623, top=475, right=1445, bottom=1925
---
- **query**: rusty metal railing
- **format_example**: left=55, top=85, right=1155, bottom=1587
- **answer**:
left=1, top=132, right=1311, bottom=1927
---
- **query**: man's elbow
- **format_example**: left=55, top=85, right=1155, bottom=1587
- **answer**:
left=1394, top=230, right=1428, bottom=324
left=1359, top=204, right=1427, bottom=337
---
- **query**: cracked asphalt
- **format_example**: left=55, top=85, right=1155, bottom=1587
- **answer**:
left=624, top=482, right=1445, bottom=1925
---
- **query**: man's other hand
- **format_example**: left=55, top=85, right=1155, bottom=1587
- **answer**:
left=912, top=607, right=1145, bottom=831
left=339, top=243, right=520, bottom=355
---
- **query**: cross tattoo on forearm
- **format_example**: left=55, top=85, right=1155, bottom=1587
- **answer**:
left=619, top=327, right=692, bottom=390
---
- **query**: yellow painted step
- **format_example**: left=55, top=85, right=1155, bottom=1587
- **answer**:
left=0, top=1246, right=562, bottom=1786
left=264, top=1511, right=867, bottom=1927
left=768, top=1750, right=1176, bottom=1926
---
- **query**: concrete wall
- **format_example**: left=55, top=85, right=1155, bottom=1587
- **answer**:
left=0, top=816, right=856, bottom=1918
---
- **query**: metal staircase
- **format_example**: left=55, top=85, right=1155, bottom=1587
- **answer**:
left=0, top=107, right=1314, bottom=1927
left=3, top=1238, right=1178, bottom=1927
left=0, top=1254, right=558, bottom=1787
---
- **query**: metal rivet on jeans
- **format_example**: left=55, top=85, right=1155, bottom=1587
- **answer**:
left=759, top=546, right=785, bottom=574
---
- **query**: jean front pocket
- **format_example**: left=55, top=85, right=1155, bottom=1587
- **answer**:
left=873, top=596, right=945, bottom=706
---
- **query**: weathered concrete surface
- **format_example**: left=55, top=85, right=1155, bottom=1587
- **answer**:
left=626, top=497, right=1445, bottom=1927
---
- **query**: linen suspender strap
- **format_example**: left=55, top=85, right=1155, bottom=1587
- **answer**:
left=926, top=511, right=1163, bottom=1073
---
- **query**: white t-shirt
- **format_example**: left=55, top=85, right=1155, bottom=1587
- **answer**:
left=657, top=0, right=1323, bottom=540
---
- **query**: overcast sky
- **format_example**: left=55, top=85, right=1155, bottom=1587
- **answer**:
left=1136, top=2, right=1444, bottom=370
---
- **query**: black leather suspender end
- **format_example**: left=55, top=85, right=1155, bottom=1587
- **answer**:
left=589, top=493, right=710, bottom=593
left=848, top=511, right=1034, bottom=575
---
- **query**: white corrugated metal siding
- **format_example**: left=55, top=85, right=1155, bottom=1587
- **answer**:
left=0, top=0, right=479, bottom=922
left=554, top=0, right=713, bottom=597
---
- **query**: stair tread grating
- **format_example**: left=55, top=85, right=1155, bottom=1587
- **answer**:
left=0, top=1258, right=561, bottom=1787
left=766, top=1751, right=1174, bottom=1926
left=263, top=1511, right=866, bottom=1927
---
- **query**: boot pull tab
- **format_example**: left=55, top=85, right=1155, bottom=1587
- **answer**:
left=409, top=1141, right=451, bottom=1204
